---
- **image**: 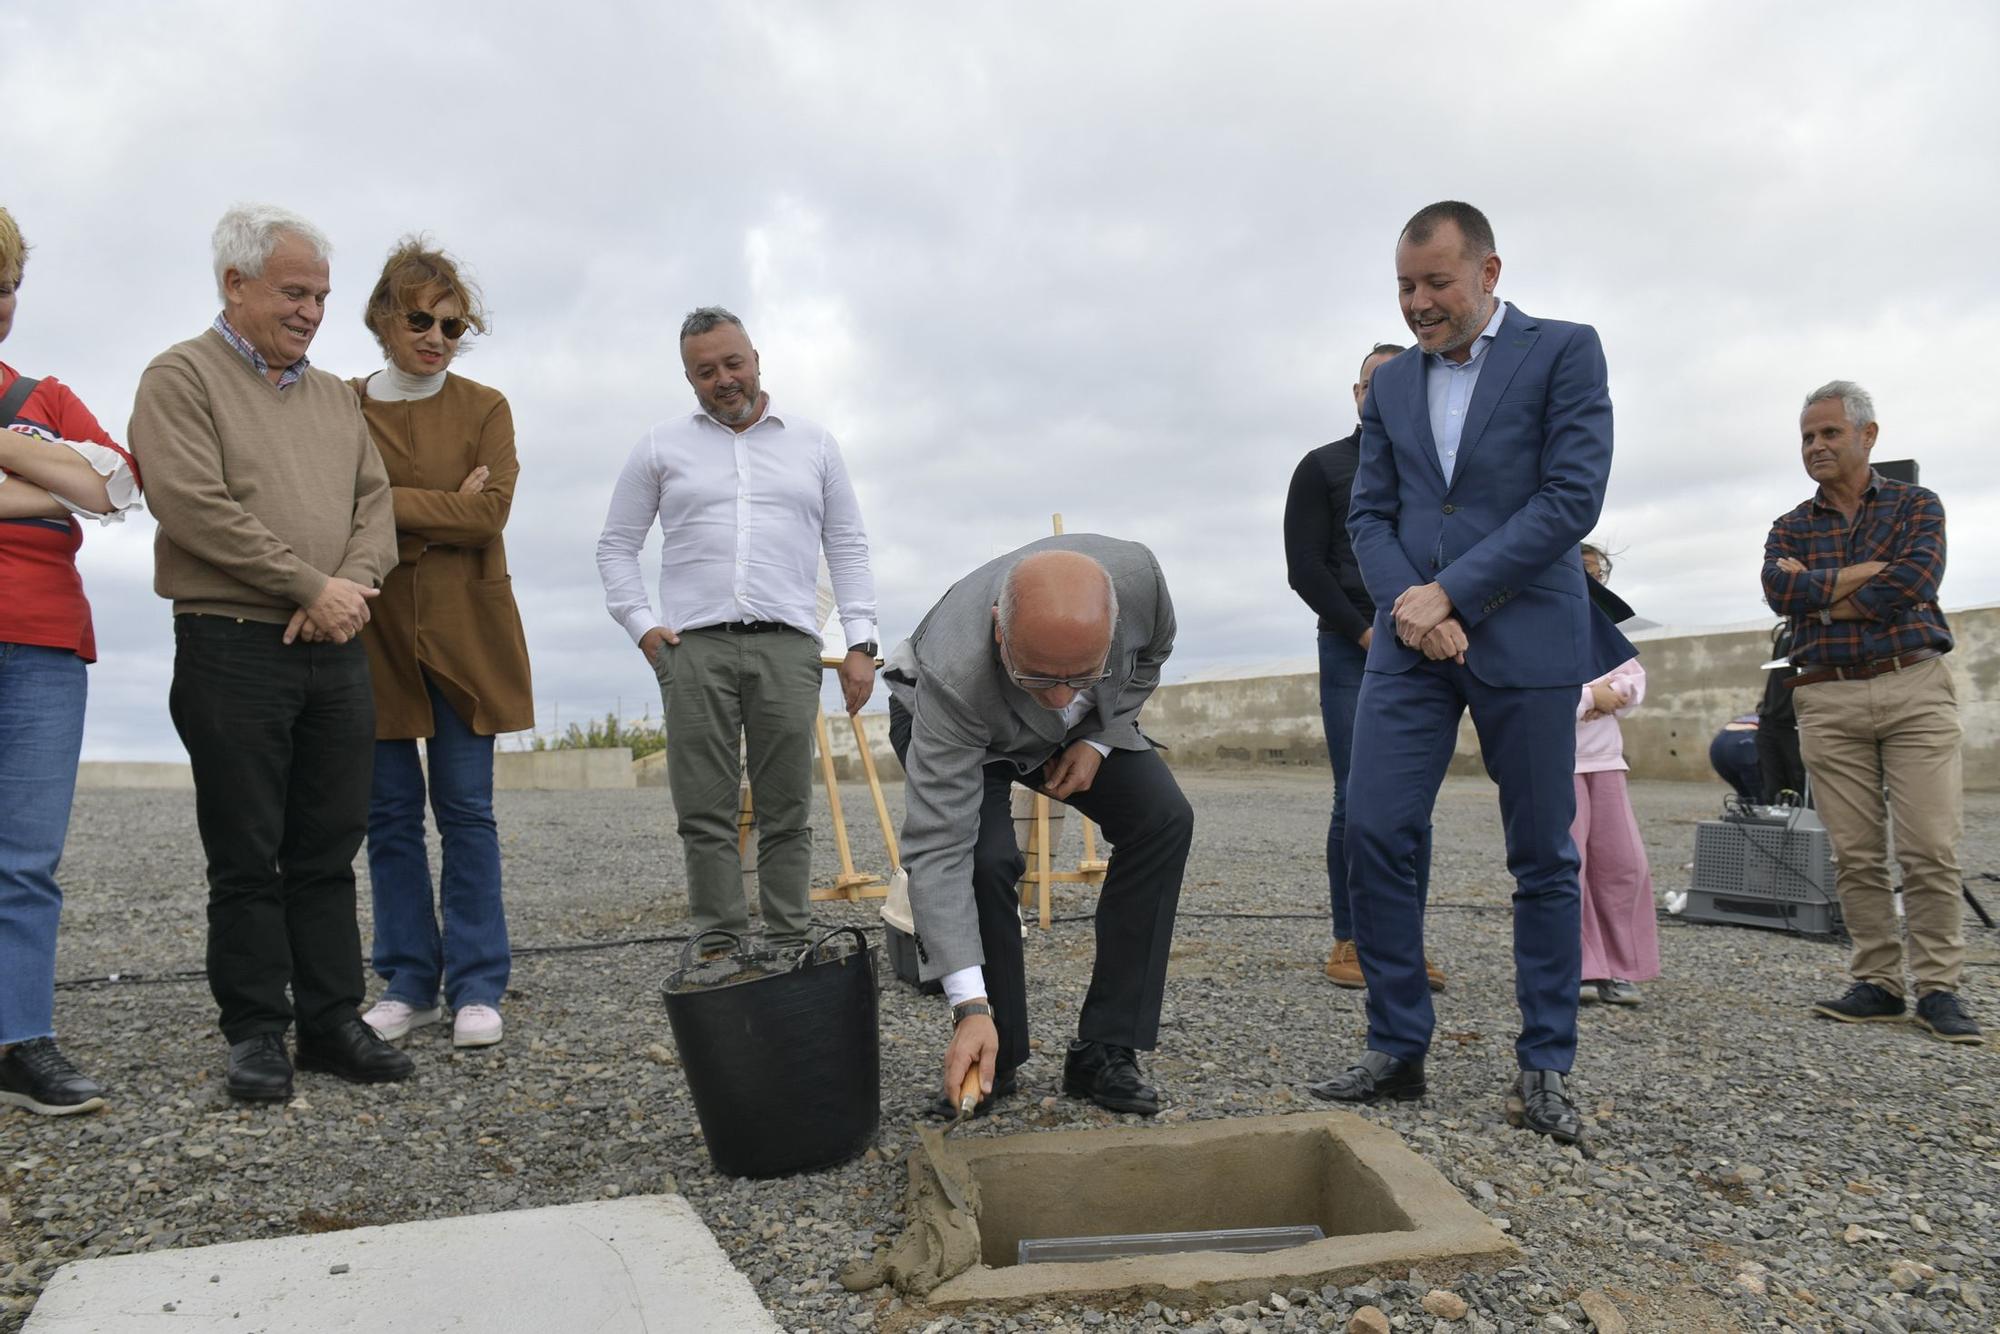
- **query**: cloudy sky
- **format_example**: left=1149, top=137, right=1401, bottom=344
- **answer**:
left=7, top=2, right=1996, bottom=760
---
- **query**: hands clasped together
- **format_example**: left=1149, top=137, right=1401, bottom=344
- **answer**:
left=283, top=464, right=487, bottom=644
left=1391, top=580, right=1466, bottom=664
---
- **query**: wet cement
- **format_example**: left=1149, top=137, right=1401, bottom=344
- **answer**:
left=839, top=1139, right=985, bottom=1298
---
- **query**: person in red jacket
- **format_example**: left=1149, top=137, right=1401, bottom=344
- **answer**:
left=0, top=206, right=142, bottom=1117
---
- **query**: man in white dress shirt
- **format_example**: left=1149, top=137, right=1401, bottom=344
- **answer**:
left=596, top=307, right=878, bottom=949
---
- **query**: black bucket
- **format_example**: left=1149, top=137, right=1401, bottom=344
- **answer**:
left=661, top=926, right=881, bottom=1178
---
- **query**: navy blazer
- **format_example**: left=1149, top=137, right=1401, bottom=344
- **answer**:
left=1347, top=302, right=1625, bottom=688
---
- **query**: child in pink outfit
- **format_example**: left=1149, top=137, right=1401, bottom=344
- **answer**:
left=1575, top=546, right=1660, bottom=1005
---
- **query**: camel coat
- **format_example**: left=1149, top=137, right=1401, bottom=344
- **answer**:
left=350, top=373, right=533, bottom=739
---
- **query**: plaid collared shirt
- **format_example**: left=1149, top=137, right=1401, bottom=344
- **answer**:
left=211, top=313, right=309, bottom=390
left=1761, top=470, right=1952, bottom=667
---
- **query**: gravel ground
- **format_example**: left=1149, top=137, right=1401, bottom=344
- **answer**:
left=3, top=770, right=1996, bottom=1333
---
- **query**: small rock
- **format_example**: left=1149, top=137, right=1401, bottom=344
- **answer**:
left=1219, top=1319, right=1252, bottom=1334
left=1347, top=1308, right=1390, bottom=1334
left=328, top=1263, right=350, bottom=1275
left=1735, top=1270, right=1767, bottom=1296
left=1421, top=1290, right=1468, bottom=1321
left=1909, top=1214, right=1932, bottom=1234
left=1575, top=1289, right=1628, bottom=1334
left=1890, top=1260, right=1937, bottom=1292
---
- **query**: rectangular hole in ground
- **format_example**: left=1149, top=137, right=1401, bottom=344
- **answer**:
left=968, top=1126, right=1413, bottom=1268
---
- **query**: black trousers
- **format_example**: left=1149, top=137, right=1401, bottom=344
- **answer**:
left=1755, top=717, right=1809, bottom=805
left=169, top=615, right=373, bottom=1042
left=889, top=699, right=1191, bottom=1076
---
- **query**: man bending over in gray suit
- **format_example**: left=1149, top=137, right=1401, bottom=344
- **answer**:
left=885, top=534, right=1192, bottom=1117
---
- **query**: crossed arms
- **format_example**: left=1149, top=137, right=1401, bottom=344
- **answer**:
left=1760, top=491, right=1944, bottom=623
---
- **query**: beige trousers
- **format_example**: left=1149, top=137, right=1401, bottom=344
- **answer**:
left=1793, top=654, right=1964, bottom=996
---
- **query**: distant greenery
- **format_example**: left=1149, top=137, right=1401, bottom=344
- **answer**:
left=527, top=711, right=666, bottom=761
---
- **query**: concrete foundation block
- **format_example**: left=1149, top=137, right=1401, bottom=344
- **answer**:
left=23, top=1195, right=777, bottom=1332
left=926, top=1110, right=1516, bottom=1311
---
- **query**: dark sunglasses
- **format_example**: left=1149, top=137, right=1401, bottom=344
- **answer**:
left=403, top=311, right=471, bottom=339
left=1001, top=642, right=1111, bottom=692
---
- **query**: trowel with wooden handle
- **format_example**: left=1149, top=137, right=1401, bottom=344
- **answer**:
left=913, top=1068, right=982, bottom=1214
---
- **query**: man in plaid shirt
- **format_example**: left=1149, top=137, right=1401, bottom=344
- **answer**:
left=1761, top=380, right=1979, bottom=1045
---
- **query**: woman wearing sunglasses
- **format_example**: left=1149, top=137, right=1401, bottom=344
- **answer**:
left=348, top=237, right=532, bottom=1051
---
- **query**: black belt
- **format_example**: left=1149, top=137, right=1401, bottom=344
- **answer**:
left=688, top=621, right=794, bottom=635
left=1785, top=646, right=1944, bottom=689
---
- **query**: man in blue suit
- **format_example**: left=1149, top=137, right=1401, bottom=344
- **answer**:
left=1307, top=201, right=1624, bottom=1144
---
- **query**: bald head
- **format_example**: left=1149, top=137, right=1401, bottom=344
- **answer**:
left=993, top=550, right=1119, bottom=709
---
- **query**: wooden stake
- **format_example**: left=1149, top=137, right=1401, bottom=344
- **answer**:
left=810, top=705, right=885, bottom=902
left=851, top=710, right=900, bottom=871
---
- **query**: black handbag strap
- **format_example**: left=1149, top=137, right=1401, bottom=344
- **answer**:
left=0, top=374, right=41, bottom=428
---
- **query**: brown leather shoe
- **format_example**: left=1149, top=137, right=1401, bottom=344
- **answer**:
left=1324, top=939, right=1364, bottom=988
left=1325, top=941, right=1444, bottom=992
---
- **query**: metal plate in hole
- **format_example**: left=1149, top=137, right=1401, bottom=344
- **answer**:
left=1018, top=1225, right=1326, bottom=1266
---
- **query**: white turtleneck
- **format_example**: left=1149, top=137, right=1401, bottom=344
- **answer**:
left=366, top=363, right=448, bottom=402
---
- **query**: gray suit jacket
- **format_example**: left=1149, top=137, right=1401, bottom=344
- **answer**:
left=885, top=533, right=1176, bottom=979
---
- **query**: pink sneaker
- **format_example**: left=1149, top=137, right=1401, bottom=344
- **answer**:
left=362, top=999, right=443, bottom=1041
left=452, top=1005, right=504, bottom=1049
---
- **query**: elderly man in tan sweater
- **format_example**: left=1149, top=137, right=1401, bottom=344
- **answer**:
left=131, top=204, right=412, bottom=1101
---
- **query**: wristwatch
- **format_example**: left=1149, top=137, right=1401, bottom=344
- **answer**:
left=848, top=640, right=879, bottom=658
left=951, top=1001, right=992, bottom=1024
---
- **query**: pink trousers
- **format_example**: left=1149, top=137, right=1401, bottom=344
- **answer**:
left=1574, top=770, right=1660, bottom=983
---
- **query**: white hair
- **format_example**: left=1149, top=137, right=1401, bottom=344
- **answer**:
left=997, top=554, right=1119, bottom=642
left=1803, top=379, right=1876, bottom=429
left=211, top=203, right=332, bottom=300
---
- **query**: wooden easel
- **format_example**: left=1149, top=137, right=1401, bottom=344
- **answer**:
left=732, top=654, right=900, bottom=903
left=1016, top=512, right=1111, bottom=928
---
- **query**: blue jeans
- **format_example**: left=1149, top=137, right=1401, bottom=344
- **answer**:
left=1318, top=631, right=1431, bottom=941
left=0, top=643, right=87, bottom=1045
left=366, top=675, right=511, bottom=1009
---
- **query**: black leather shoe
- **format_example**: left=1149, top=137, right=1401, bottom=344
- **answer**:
left=297, top=1016, right=416, bottom=1085
left=926, top=1070, right=1019, bottom=1120
left=1307, top=1049, right=1425, bottom=1103
left=0, top=1038, right=107, bottom=1115
left=225, top=1033, right=294, bottom=1102
left=1061, top=1041, right=1161, bottom=1116
left=1506, top=1069, right=1583, bottom=1144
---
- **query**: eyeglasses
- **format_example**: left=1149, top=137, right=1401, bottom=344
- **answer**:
left=403, top=310, right=471, bottom=339
left=1001, top=642, right=1111, bottom=692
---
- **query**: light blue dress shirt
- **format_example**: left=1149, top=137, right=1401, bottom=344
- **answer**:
left=1425, top=300, right=1508, bottom=485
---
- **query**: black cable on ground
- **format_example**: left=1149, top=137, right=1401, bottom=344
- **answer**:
left=52, top=878, right=1993, bottom=991
left=50, top=904, right=1518, bottom=989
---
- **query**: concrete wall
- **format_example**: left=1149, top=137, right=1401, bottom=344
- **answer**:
left=71, top=605, right=2000, bottom=794
left=637, top=715, right=908, bottom=788
left=76, top=762, right=195, bottom=790
left=817, top=711, right=906, bottom=784
left=1142, top=604, right=2000, bottom=792
left=493, top=747, right=637, bottom=791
